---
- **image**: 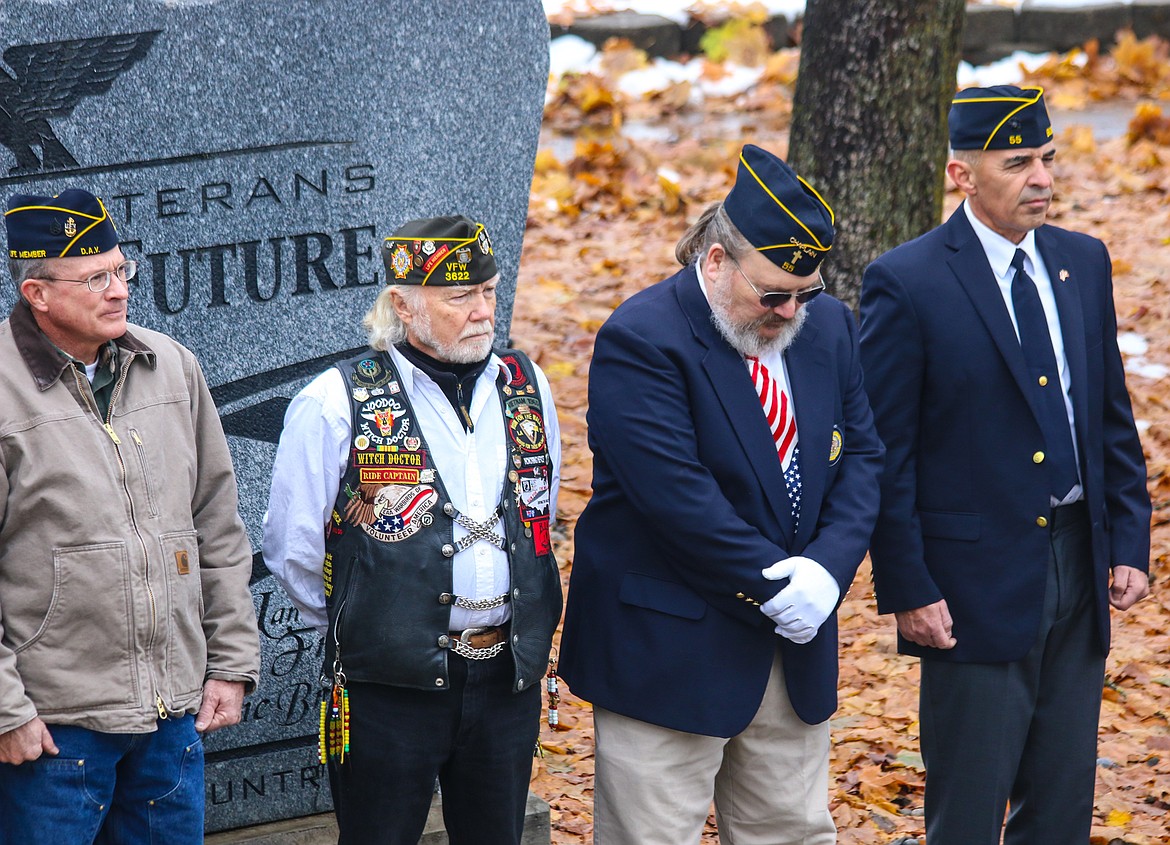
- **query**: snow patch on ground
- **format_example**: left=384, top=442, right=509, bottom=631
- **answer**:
left=1119, top=333, right=1168, bottom=381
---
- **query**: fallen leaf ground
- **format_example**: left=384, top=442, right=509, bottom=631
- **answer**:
left=514, top=27, right=1170, bottom=845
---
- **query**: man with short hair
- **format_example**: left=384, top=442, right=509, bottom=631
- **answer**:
left=0, top=188, right=261, bottom=844
left=262, top=214, right=562, bottom=845
left=560, top=145, right=883, bottom=845
left=860, top=86, right=1151, bottom=844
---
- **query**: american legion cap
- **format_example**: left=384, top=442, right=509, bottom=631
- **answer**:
left=5, top=188, right=119, bottom=260
left=723, top=144, right=835, bottom=277
left=949, top=85, right=1053, bottom=151
left=381, top=215, right=498, bottom=286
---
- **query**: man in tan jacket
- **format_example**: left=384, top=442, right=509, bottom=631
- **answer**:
left=0, top=188, right=260, bottom=845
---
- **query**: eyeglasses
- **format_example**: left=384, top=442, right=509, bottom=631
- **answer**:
left=729, top=256, right=825, bottom=308
left=42, top=260, right=137, bottom=293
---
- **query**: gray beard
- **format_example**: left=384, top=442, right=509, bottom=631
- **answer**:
left=708, top=283, right=808, bottom=358
left=410, top=307, right=494, bottom=364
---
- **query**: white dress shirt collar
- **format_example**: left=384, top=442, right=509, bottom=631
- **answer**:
left=962, top=199, right=1041, bottom=282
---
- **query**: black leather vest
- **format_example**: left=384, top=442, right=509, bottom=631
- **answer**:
left=323, top=348, right=561, bottom=693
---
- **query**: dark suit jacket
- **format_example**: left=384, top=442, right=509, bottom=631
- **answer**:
left=859, top=205, right=1150, bottom=663
left=560, top=264, right=883, bottom=736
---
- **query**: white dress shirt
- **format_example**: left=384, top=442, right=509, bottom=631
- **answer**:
left=262, top=345, right=561, bottom=634
left=962, top=201, right=1082, bottom=504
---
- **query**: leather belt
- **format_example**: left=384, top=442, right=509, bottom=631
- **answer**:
left=447, top=625, right=508, bottom=659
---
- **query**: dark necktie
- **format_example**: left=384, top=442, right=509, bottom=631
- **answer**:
left=1010, top=249, right=1079, bottom=500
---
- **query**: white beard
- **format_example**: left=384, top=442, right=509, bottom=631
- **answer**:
left=708, top=277, right=809, bottom=358
left=410, top=307, right=493, bottom=364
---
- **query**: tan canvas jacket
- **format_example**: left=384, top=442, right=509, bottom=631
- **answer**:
left=0, top=302, right=260, bottom=734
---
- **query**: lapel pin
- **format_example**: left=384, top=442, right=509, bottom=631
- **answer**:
left=1059, top=269, right=1069, bottom=282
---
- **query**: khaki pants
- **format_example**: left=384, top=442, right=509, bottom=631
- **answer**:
left=593, top=650, right=835, bottom=845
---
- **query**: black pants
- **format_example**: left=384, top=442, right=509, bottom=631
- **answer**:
left=920, top=503, right=1104, bottom=845
left=329, top=650, right=541, bottom=845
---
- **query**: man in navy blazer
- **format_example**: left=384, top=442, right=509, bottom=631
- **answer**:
left=860, top=87, right=1151, bottom=845
left=560, top=145, right=883, bottom=845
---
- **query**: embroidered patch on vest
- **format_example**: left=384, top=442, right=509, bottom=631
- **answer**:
left=517, top=465, right=551, bottom=522
left=350, top=358, right=396, bottom=391
left=342, top=482, right=439, bottom=543
left=506, top=397, right=546, bottom=453
left=531, top=517, right=551, bottom=556
left=357, top=396, right=411, bottom=447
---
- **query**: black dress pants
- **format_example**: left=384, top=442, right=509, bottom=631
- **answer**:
left=329, top=649, right=541, bottom=845
left=920, top=503, right=1105, bottom=845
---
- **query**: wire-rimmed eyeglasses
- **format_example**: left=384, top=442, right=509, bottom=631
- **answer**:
left=729, top=256, right=824, bottom=308
left=42, top=260, right=137, bottom=293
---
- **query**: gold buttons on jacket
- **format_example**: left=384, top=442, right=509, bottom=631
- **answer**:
left=1036, top=516, right=1049, bottom=528
left=1033, top=451, right=1045, bottom=464
left=1038, top=375, right=1048, bottom=386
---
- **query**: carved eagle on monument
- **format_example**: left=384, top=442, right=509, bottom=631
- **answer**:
left=0, top=30, right=160, bottom=174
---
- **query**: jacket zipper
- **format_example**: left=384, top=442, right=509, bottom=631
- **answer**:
left=73, top=356, right=166, bottom=720
left=129, top=429, right=160, bottom=517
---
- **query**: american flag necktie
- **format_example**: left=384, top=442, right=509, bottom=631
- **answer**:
left=746, top=356, right=801, bottom=527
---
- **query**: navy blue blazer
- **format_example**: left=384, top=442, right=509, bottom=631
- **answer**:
left=560, top=264, right=883, bottom=736
left=859, top=206, right=1150, bottom=663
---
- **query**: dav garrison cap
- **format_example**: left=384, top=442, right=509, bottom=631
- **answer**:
left=949, top=85, right=1053, bottom=151
left=381, top=215, right=497, bottom=286
left=5, top=188, right=118, bottom=260
left=723, top=144, right=834, bottom=277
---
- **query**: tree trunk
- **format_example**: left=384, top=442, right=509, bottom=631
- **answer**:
left=788, top=0, right=966, bottom=311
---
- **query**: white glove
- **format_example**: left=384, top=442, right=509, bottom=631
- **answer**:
left=760, top=556, right=840, bottom=644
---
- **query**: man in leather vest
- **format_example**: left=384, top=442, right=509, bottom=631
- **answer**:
left=263, top=215, right=562, bottom=845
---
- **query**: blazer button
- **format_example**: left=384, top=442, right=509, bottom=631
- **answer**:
left=512, top=634, right=520, bottom=645
left=1036, top=516, right=1049, bottom=528
left=513, top=587, right=521, bottom=599
left=516, top=680, right=525, bottom=691
left=435, top=678, right=445, bottom=687
left=438, top=593, right=452, bottom=605
left=736, top=592, right=746, bottom=599
left=437, top=635, right=450, bottom=647
left=509, top=470, right=519, bottom=482
left=443, top=502, right=455, bottom=516
left=441, top=544, right=455, bottom=557
left=1038, top=375, right=1048, bottom=386
left=1033, top=451, right=1045, bottom=464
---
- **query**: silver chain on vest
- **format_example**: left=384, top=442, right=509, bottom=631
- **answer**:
left=444, top=502, right=509, bottom=610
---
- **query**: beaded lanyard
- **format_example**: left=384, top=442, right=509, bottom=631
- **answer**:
left=535, top=649, right=561, bottom=758
left=318, top=659, right=350, bottom=765
left=545, top=650, right=560, bottom=729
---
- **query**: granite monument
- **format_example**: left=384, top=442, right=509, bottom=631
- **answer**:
left=0, top=0, right=550, bottom=833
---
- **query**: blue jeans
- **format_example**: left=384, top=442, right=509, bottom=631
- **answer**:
left=0, top=715, right=204, bottom=845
